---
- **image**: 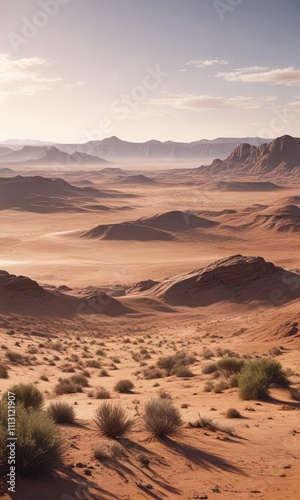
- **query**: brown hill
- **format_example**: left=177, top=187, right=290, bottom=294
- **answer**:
left=212, top=181, right=283, bottom=191
left=81, top=222, right=174, bottom=241
left=197, top=135, right=300, bottom=176
left=138, top=210, right=218, bottom=231
left=0, top=175, right=115, bottom=212
left=249, top=204, right=300, bottom=232
left=272, top=196, right=300, bottom=206
left=148, top=255, right=300, bottom=306
left=0, top=145, right=107, bottom=165
left=0, top=270, right=133, bottom=317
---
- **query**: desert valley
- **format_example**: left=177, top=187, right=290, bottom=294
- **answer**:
left=0, top=134, right=299, bottom=499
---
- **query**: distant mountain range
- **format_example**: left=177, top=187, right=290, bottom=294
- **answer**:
left=197, top=135, right=300, bottom=176
left=0, top=136, right=271, bottom=163
left=0, top=145, right=107, bottom=166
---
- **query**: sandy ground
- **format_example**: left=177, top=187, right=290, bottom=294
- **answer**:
left=0, top=168, right=299, bottom=499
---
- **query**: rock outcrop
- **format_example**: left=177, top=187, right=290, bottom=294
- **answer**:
left=150, top=255, right=300, bottom=307
left=197, top=135, right=300, bottom=176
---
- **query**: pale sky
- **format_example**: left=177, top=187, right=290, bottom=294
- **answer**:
left=0, top=0, right=299, bottom=143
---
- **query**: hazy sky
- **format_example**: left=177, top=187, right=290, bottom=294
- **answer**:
left=0, top=0, right=299, bottom=142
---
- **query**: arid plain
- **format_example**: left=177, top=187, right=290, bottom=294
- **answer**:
left=0, top=138, right=300, bottom=500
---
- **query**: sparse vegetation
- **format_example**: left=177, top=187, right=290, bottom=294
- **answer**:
left=48, top=401, right=76, bottom=423
left=0, top=363, right=8, bottom=379
left=143, top=398, right=183, bottom=438
left=5, top=383, right=44, bottom=411
left=238, top=358, right=290, bottom=400
left=290, top=387, right=300, bottom=401
left=93, top=440, right=125, bottom=461
left=5, top=351, right=29, bottom=365
left=54, top=378, right=83, bottom=395
left=156, top=352, right=196, bottom=377
left=225, top=407, right=242, bottom=418
left=114, top=379, right=134, bottom=393
left=189, top=414, right=234, bottom=435
left=0, top=403, right=67, bottom=477
left=94, top=403, right=134, bottom=438
left=95, top=387, right=111, bottom=399
left=218, top=357, right=244, bottom=377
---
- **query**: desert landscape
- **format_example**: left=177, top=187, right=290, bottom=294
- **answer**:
left=1, top=1, right=300, bottom=499
left=0, top=133, right=300, bottom=500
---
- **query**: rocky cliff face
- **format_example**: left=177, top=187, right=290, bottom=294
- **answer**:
left=198, top=135, right=300, bottom=176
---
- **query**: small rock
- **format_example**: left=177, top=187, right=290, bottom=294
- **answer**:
left=83, top=468, right=92, bottom=476
left=76, top=462, right=85, bottom=468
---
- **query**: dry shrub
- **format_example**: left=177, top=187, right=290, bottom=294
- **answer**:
left=95, top=387, right=110, bottom=399
left=94, top=403, right=134, bottom=438
left=114, top=379, right=134, bottom=393
left=189, top=414, right=234, bottom=435
left=94, top=440, right=125, bottom=461
left=0, top=363, right=8, bottom=379
left=55, top=378, right=83, bottom=395
left=6, top=383, right=44, bottom=411
left=225, top=407, right=242, bottom=419
left=143, top=399, right=183, bottom=439
left=48, top=401, right=76, bottom=423
left=0, top=404, right=67, bottom=477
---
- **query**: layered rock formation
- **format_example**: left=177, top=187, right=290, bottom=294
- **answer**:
left=197, top=135, right=300, bottom=176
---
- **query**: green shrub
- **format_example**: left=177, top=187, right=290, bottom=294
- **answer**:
left=94, top=403, right=134, bottom=438
left=238, top=358, right=290, bottom=400
left=143, top=399, right=183, bottom=438
left=218, top=357, right=244, bottom=377
left=0, top=363, right=8, bottom=379
left=114, top=379, right=134, bottom=393
left=5, top=383, right=44, bottom=411
left=0, top=404, right=67, bottom=477
left=47, top=401, right=76, bottom=423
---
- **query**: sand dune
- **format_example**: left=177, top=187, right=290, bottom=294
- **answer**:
left=272, top=195, right=300, bottom=206
left=250, top=204, right=300, bottom=232
left=0, top=175, right=117, bottom=212
left=212, top=181, right=283, bottom=191
left=138, top=210, right=218, bottom=231
left=81, top=222, right=174, bottom=241
left=118, top=174, right=156, bottom=184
